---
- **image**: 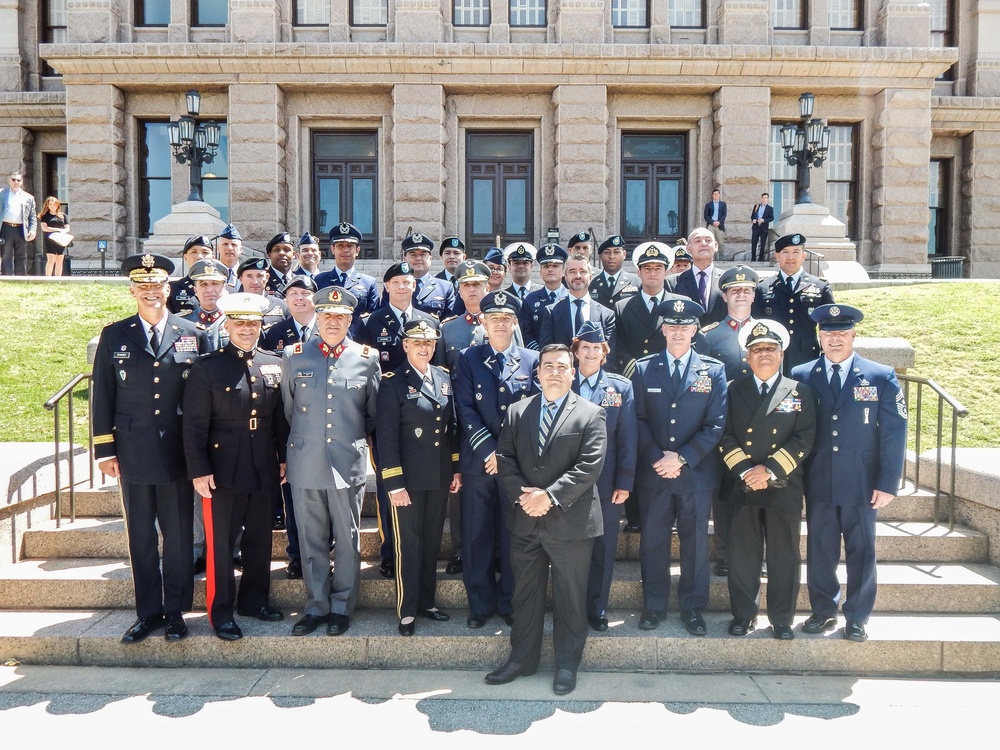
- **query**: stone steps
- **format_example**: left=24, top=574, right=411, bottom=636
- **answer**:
left=2, top=608, right=998, bottom=675
left=19, top=516, right=989, bottom=565
left=2, top=558, right=998, bottom=614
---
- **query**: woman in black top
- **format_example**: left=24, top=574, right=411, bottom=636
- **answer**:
left=39, top=196, right=70, bottom=276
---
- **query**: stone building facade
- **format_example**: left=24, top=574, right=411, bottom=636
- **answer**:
left=1, top=1, right=998, bottom=276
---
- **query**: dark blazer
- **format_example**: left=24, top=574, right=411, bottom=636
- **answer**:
left=573, top=370, right=637, bottom=499
left=750, top=202, right=775, bottom=227
left=362, top=306, right=436, bottom=372
left=167, top=276, right=197, bottom=316
left=589, top=271, right=640, bottom=310
left=519, top=286, right=563, bottom=350
left=703, top=199, right=727, bottom=231
left=668, top=266, right=727, bottom=326
left=538, top=294, right=616, bottom=360
left=752, top=272, right=835, bottom=372
left=497, top=392, right=606, bottom=541
left=719, top=374, right=816, bottom=510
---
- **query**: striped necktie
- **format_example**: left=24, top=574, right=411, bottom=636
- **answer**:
left=539, top=401, right=557, bottom=455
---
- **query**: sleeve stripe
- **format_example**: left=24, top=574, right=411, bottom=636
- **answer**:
left=723, top=448, right=751, bottom=470
left=381, top=467, right=403, bottom=479
left=773, top=449, right=797, bottom=475
left=451, top=453, right=460, bottom=462
left=93, top=434, right=115, bottom=445
left=469, top=428, right=492, bottom=450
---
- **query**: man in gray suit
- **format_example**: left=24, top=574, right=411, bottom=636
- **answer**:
left=487, top=344, right=606, bottom=696
left=280, top=286, right=380, bottom=637
left=0, top=171, right=37, bottom=275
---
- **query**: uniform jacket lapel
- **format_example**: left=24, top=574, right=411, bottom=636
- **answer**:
left=125, top=316, right=150, bottom=355
left=157, top=321, right=182, bottom=359
left=762, top=375, right=793, bottom=418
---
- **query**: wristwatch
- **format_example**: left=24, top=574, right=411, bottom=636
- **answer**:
left=677, top=455, right=688, bottom=466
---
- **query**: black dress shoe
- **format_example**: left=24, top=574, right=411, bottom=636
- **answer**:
left=273, top=515, right=286, bottom=530
left=773, top=625, right=795, bottom=640
left=232, top=554, right=243, bottom=571
left=445, top=556, right=463, bottom=575
left=728, top=617, right=757, bottom=636
left=418, top=609, right=450, bottom=622
left=681, top=609, right=707, bottom=636
left=379, top=559, right=394, bottom=578
left=215, top=621, right=243, bottom=641
left=502, top=613, right=514, bottom=627
left=398, top=620, right=415, bottom=636
left=802, top=613, right=838, bottom=634
left=638, top=610, right=664, bottom=630
left=121, top=614, right=166, bottom=644
left=291, top=613, right=328, bottom=636
left=713, top=559, right=729, bottom=577
left=286, top=559, right=302, bottom=579
left=622, top=523, right=641, bottom=534
left=467, top=614, right=489, bottom=629
left=553, top=668, right=577, bottom=696
left=589, top=615, right=609, bottom=632
left=164, top=615, right=188, bottom=642
left=193, top=557, right=206, bottom=576
left=844, top=621, right=868, bottom=642
left=485, top=661, right=536, bottom=685
left=327, top=613, right=350, bottom=636
left=238, top=606, right=284, bottom=622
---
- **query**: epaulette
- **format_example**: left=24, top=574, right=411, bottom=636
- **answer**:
left=701, top=321, right=720, bottom=333
left=361, top=345, right=375, bottom=359
left=288, top=342, right=304, bottom=355
left=437, top=366, right=450, bottom=373
left=382, top=371, right=395, bottom=379
left=196, top=323, right=208, bottom=330
left=697, top=354, right=725, bottom=367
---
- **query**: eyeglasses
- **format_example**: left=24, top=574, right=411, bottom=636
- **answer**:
left=9, top=178, right=22, bottom=183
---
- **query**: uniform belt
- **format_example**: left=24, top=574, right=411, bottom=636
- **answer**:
left=2, top=222, right=22, bottom=227
left=214, top=417, right=273, bottom=432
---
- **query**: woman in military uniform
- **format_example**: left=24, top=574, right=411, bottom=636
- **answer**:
left=376, top=318, right=461, bottom=635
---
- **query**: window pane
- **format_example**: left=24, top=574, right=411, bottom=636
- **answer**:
left=772, top=0, right=804, bottom=28
left=657, top=180, right=681, bottom=235
left=53, top=156, right=69, bottom=205
left=315, top=133, right=378, bottom=159
left=352, top=178, right=374, bottom=235
left=352, top=0, right=388, bottom=25
left=510, top=0, right=545, bottom=26
left=505, top=179, right=527, bottom=236
left=138, top=0, right=171, bottom=25
left=826, top=183, right=850, bottom=228
left=202, top=179, right=229, bottom=223
left=297, top=0, right=331, bottom=24
left=455, top=0, right=490, bottom=26
left=622, top=135, right=684, bottom=160
left=611, top=0, right=647, bottom=27
left=624, top=180, right=647, bottom=236
left=769, top=125, right=796, bottom=181
left=147, top=180, right=172, bottom=233
left=318, top=179, right=342, bottom=237
left=828, top=0, right=858, bottom=29
left=668, top=0, right=703, bottom=28
left=194, top=0, right=227, bottom=25
left=825, top=125, right=853, bottom=182
left=472, top=179, right=494, bottom=235
left=145, top=123, right=172, bottom=178
left=206, top=123, right=228, bottom=178
left=468, top=133, right=532, bottom=159
left=770, top=181, right=796, bottom=216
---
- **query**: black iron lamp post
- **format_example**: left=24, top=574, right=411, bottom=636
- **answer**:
left=168, top=90, right=221, bottom=203
left=779, top=92, right=831, bottom=205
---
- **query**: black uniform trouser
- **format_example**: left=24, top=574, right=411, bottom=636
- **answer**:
left=0, top=222, right=28, bottom=275
left=727, top=503, right=801, bottom=627
left=203, top=488, right=273, bottom=627
left=712, top=495, right=732, bottom=561
left=121, top=479, right=194, bottom=619
left=369, top=435, right=396, bottom=563
left=390, top=489, right=449, bottom=619
left=280, top=483, right=301, bottom=562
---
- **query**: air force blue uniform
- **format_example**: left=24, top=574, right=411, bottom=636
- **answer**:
left=314, top=267, right=380, bottom=342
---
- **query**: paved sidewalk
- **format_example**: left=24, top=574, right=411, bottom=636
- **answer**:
left=1, top=665, right=998, bottom=745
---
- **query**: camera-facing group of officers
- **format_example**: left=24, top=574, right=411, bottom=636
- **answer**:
left=90, top=221, right=907, bottom=696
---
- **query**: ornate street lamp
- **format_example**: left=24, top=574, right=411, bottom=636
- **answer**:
left=168, top=90, right=221, bottom=203
left=780, top=92, right=831, bottom=205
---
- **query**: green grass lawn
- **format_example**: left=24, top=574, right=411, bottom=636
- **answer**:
left=0, top=280, right=995, bottom=448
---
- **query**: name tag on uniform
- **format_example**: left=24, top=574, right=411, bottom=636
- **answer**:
left=648, top=388, right=661, bottom=393
left=690, top=376, right=713, bottom=393
left=174, top=336, right=199, bottom=353
left=775, top=397, right=802, bottom=412
left=295, top=370, right=314, bottom=378
left=113, top=351, right=130, bottom=359
left=854, top=386, right=878, bottom=401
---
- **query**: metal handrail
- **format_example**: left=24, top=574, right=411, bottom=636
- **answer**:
left=899, top=373, right=969, bottom=531
left=805, top=247, right=825, bottom=277
left=42, top=372, right=95, bottom=528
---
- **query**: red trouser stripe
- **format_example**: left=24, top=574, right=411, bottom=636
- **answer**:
left=202, top=495, right=216, bottom=628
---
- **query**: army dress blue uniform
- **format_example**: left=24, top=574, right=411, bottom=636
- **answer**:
left=588, top=270, right=639, bottom=311
left=753, top=272, right=834, bottom=373
left=167, top=275, right=198, bottom=316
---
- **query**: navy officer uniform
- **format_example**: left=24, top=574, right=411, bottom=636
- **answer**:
left=519, top=243, right=569, bottom=349
left=314, top=222, right=380, bottom=342
left=91, top=253, right=210, bottom=643
left=504, top=242, right=538, bottom=301
left=791, top=304, right=907, bottom=642
left=589, top=234, right=640, bottom=310
left=454, top=291, right=539, bottom=627
left=630, top=298, right=728, bottom=634
left=167, top=235, right=213, bottom=316
left=376, top=318, right=460, bottom=635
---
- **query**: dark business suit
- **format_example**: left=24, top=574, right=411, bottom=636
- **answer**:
left=497, top=392, right=606, bottom=671
left=753, top=273, right=835, bottom=374
left=791, top=355, right=907, bottom=625
left=750, top=203, right=775, bottom=261
left=539, top=295, right=615, bottom=357
left=719, top=374, right=816, bottom=628
left=668, top=267, right=727, bottom=326
left=703, top=199, right=727, bottom=231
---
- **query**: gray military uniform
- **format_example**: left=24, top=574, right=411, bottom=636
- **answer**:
left=280, top=337, right=380, bottom=617
left=435, top=312, right=524, bottom=371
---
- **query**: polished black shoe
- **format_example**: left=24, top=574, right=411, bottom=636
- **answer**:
left=622, top=522, right=641, bottom=534
left=844, top=621, right=868, bottom=642
left=215, top=621, right=243, bottom=641
left=272, top=515, right=286, bottom=530
left=485, top=661, right=536, bottom=685
left=553, top=669, right=577, bottom=696
left=681, top=609, right=707, bottom=636
left=164, top=614, right=188, bottom=642
left=232, top=554, right=243, bottom=571
left=291, top=613, right=328, bottom=636
left=467, top=613, right=489, bottom=629
left=379, top=558, right=394, bottom=578
left=773, top=625, right=795, bottom=640
left=445, top=556, right=463, bottom=575
left=121, top=614, right=166, bottom=644
left=728, top=617, right=757, bottom=636
left=589, top=615, right=609, bottom=632
left=285, top=559, right=302, bottom=579
left=713, top=559, right=729, bottom=577
left=638, top=610, right=664, bottom=630
left=398, top=620, right=415, bottom=636
left=327, top=613, right=350, bottom=636
left=418, top=609, right=450, bottom=622
left=193, top=557, right=206, bottom=576
left=802, top=613, right=838, bottom=634
left=502, top=613, right=514, bottom=627
left=238, top=606, right=284, bottom=622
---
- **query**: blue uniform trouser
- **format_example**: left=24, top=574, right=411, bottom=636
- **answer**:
left=806, top=500, right=878, bottom=624
left=460, top=473, right=514, bottom=618
left=586, top=490, right=623, bottom=618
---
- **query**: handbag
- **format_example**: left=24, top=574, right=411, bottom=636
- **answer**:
left=49, top=231, right=74, bottom=248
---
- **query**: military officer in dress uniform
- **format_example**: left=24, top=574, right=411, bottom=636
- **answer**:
left=720, top=320, right=816, bottom=640
left=484, top=247, right=509, bottom=292
left=182, top=293, right=289, bottom=641
left=566, top=230, right=594, bottom=255
left=216, top=223, right=243, bottom=293
left=314, top=222, right=380, bottom=342
left=188, top=258, right=230, bottom=347
left=92, top=253, right=209, bottom=643
left=281, top=286, right=381, bottom=637
left=631, top=298, right=728, bottom=635
left=264, top=232, right=296, bottom=297
left=589, top=235, right=640, bottom=310
left=668, top=244, right=693, bottom=277
left=520, top=243, right=569, bottom=349
left=791, top=304, right=907, bottom=642
left=293, top=232, right=323, bottom=281
left=393, top=232, right=457, bottom=320
left=504, top=242, right=537, bottom=301
left=570, top=322, right=637, bottom=632
left=168, top=235, right=214, bottom=316
left=454, top=291, right=539, bottom=628
left=752, top=233, right=835, bottom=374
left=377, top=318, right=462, bottom=635
left=437, top=236, right=467, bottom=315
left=237, top=257, right=288, bottom=336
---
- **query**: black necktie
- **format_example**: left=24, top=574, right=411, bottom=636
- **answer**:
left=149, top=326, right=160, bottom=354
left=671, top=358, right=682, bottom=390
left=698, top=271, right=708, bottom=309
left=760, top=381, right=769, bottom=402
left=785, top=275, right=795, bottom=295
left=415, top=279, right=423, bottom=297
left=548, top=290, right=557, bottom=304
left=573, top=299, right=584, bottom=335
left=518, top=287, right=526, bottom=300
left=608, top=275, right=616, bottom=288
left=400, top=312, right=409, bottom=328
left=493, top=351, right=506, bottom=378
left=649, top=295, right=658, bottom=313
left=300, top=325, right=309, bottom=341
left=830, top=363, right=842, bottom=398
left=338, top=271, right=347, bottom=287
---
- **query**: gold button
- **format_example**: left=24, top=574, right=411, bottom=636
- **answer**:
left=251, top=409, right=257, bottom=415
left=154, top=394, right=160, bottom=399
left=225, top=387, right=231, bottom=392
left=251, top=377, right=257, bottom=383
left=499, top=387, right=506, bottom=393
left=772, top=428, right=777, bottom=434
left=213, top=443, right=219, bottom=448
left=252, top=393, right=258, bottom=398
left=153, top=377, right=159, bottom=383
left=436, top=417, right=441, bottom=422
left=154, top=409, right=160, bottom=415
left=153, top=362, right=160, bottom=368
left=747, top=428, right=752, bottom=433
left=434, top=442, right=440, bottom=446
left=746, top=441, right=752, bottom=446
left=435, top=429, right=440, bottom=434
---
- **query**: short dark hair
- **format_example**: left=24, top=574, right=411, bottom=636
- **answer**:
left=761, top=192, right=769, bottom=198
left=539, top=343, right=573, bottom=363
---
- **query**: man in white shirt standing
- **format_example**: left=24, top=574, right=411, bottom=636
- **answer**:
left=0, top=171, right=37, bottom=275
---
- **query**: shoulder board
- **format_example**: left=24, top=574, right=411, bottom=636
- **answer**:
left=701, top=321, right=720, bottom=333
left=289, top=342, right=304, bottom=355
left=381, top=371, right=395, bottom=378
left=697, top=355, right=725, bottom=367
left=361, top=345, right=374, bottom=358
